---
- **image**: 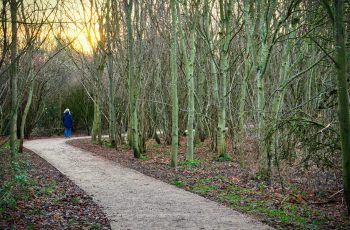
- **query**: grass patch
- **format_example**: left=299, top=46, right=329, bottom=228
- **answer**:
left=190, top=177, right=219, bottom=195
left=72, top=197, right=80, bottom=204
left=89, top=224, right=102, bottom=230
left=139, top=154, right=148, bottom=160
left=101, top=139, right=114, bottom=148
left=179, top=159, right=201, bottom=167
left=151, top=143, right=161, bottom=148
left=40, top=180, right=56, bottom=195
left=220, top=186, right=313, bottom=229
left=223, top=193, right=241, bottom=204
left=172, top=180, right=186, bottom=187
left=192, top=184, right=218, bottom=194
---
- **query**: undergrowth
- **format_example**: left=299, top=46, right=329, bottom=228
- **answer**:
left=0, top=141, right=29, bottom=213
left=185, top=176, right=320, bottom=229
left=179, top=159, right=201, bottom=167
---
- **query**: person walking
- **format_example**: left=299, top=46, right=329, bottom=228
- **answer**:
left=62, top=108, right=73, bottom=138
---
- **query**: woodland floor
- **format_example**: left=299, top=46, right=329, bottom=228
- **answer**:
left=0, top=148, right=111, bottom=229
left=67, top=137, right=350, bottom=230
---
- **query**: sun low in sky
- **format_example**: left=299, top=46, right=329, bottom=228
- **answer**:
left=60, top=0, right=103, bottom=54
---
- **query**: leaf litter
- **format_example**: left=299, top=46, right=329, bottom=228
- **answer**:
left=0, top=149, right=111, bottom=229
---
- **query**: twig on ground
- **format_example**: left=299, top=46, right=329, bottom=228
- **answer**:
left=310, top=190, right=344, bottom=205
left=328, top=189, right=343, bottom=199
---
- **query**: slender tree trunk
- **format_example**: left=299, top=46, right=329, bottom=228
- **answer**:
left=125, top=1, right=132, bottom=148
left=269, top=30, right=294, bottom=158
left=256, top=1, right=270, bottom=177
left=204, top=0, right=219, bottom=151
left=185, top=29, right=196, bottom=161
left=18, top=2, right=34, bottom=153
left=170, top=0, right=178, bottom=167
left=237, top=58, right=250, bottom=162
left=91, top=60, right=104, bottom=144
left=125, top=0, right=140, bottom=158
left=91, top=93, right=102, bottom=144
left=333, top=0, right=350, bottom=213
left=197, top=37, right=207, bottom=143
left=135, top=0, right=146, bottom=155
left=305, top=44, right=317, bottom=111
left=9, top=0, right=18, bottom=157
left=19, top=58, right=34, bottom=153
left=179, top=3, right=197, bottom=161
left=217, top=0, right=232, bottom=158
left=106, top=0, right=116, bottom=147
left=91, top=50, right=105, bottom=144
left=90, top=8, right=106, bottom=145
left=238, top=0, right=255, bottom=158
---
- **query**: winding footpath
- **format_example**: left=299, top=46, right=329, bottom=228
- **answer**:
left=24, top=137, right=271, bottom=230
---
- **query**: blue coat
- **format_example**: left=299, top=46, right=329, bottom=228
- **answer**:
left=62, top=111, right=73, bottom=129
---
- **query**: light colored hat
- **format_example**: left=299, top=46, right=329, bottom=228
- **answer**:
left=64, top=108, right=70, bottom=113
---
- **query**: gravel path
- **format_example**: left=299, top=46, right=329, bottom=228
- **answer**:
left=24, top=137, right=272, bottom=230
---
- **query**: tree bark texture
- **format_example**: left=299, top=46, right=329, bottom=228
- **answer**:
left=170, top=0, right=178, bottom=167
left=10, top=0, right=18, bottom=157
left=333, top=0, right=350, bottom=214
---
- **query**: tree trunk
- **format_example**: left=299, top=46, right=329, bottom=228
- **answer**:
left=135, top=0, right=146, bottom=155
left=179, top=3, right=197, bottom=161
left=125, top=0, right=140, bottom=158
left=91, top=93, right=102, bottom=144
left=238, top=0, right=255, bottom=158
left=256, top=1, right=270, bottom=177
left=333, top=0, right=350, bottom=214
left=106, top=0, right=116, bottom=148
left=19, top=60, right=34, bottom=153
left=9, top=0, right=18, bottom=157
left=237, top=59, right=250, bottom=163
left=170, top=0, right=178, bottom=167
left=217, top=0, right=232, bottom=158
left=204, top=0, right=219, bottom=152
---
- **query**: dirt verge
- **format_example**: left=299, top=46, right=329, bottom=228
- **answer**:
left=0, top=149, right=111, bottom=229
